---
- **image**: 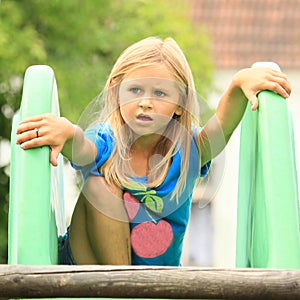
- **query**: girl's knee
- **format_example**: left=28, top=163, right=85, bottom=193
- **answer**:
left=82, top=176, right=128, bottom=222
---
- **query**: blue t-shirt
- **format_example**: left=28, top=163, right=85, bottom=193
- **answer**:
left=75, top=123, right=210, bottom=266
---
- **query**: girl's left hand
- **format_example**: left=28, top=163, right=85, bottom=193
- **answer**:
left=232, top=67, right=291, bottom=110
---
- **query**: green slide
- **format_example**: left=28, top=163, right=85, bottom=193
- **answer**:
left=236, top=63, right=300, bottom=268
left=8, top=64, right=300, bottom=270
left=8, top=65, right=66, bottom=265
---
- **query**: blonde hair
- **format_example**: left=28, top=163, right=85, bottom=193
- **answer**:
left=99, top=37, right=200, bottom=201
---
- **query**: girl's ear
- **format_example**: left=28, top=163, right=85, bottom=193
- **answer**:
left=109, top=79, right=116, bottom=94
left=175, top=105, right=183, bottom=116
left=109, top=79, right=120, bottom=103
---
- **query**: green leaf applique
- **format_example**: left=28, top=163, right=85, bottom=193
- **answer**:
left=132, top=189, right=164, bottom=214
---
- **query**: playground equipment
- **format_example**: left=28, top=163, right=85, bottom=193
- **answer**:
left=8, top=65, right=66, bottom=265
left=3, top=64, right=300, bottom=299
left=236, top=62, right=300, bottom=269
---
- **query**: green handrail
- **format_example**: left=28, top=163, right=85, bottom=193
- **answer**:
left=8, top=65, right=65, bottom=265
left=236, top=65, right=300, bottom=268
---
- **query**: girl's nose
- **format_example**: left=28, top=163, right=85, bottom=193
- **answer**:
left=138, top=96, right=153, bottom=109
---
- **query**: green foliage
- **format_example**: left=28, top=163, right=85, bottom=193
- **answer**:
left=0, top=0, right=214, bottom=263
left=0, top=0, right=48, bottom=262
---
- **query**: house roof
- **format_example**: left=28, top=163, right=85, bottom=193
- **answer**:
left=189, top=0, right=300, bottom=69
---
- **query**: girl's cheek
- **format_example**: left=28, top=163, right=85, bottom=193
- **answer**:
left=119, top=96, right=136, bottom=106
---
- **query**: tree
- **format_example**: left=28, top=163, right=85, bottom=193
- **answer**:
left=0, top=0, right=48, bottom=263
left=0, top=0, right=214, bottom=263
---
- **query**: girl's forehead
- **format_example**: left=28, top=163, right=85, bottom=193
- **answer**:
left=123, top=64, right=176, bottom=81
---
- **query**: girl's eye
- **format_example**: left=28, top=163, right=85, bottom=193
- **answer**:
left=154, top=90, right=166, bottom=97
left=130, top=87, right=142, bottom=94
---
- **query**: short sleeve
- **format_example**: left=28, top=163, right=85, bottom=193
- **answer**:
left=192, top=127, right=211, bottom=178
left=200, top=161, right=211, bottom=178
left=71, top=123, right=114, bottom=179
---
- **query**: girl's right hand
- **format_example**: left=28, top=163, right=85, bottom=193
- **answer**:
left=16, top=114, right=75, bottom=166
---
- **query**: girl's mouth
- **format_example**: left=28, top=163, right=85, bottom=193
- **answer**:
left=136, top=114, right=153, bottom=123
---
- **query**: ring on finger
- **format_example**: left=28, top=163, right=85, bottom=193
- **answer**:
left=35, top=128, right=39, bottom=138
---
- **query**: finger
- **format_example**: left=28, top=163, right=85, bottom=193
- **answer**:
left=275, top=77, right=291, bottom=97
left=267, top=81, right=290, bottom=99
left=19, top=136, right=48, bottom=150
left=50, top=147, right=60, bottom=167
left=248, top=94, right=259, bottom=111
left=16, top=128, right=40, bottom=144
left=16, top=121, right=43, bottom=134
left=18, top=114, right=49, bottom=125
left=269, top=71, right=291, bottom=97
left=17, top=113, right=55, bottom=134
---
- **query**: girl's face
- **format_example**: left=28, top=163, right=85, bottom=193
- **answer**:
left=119, top=64, right=183, bottom=137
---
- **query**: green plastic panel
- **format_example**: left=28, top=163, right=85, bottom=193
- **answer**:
left=236, top=89, right=300, bottom=268
left=8, top=65, right=66, bottom=265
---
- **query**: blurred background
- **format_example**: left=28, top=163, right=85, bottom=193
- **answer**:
left=0, top=0, right=299, bottom=266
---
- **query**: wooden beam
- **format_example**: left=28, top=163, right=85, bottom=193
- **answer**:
left=0, top=265, right=299, bottom=299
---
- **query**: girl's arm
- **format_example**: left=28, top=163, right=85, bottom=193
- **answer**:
left=198, top=67, right=291, bottom=166
left=16, top=114, right=97, bottom=167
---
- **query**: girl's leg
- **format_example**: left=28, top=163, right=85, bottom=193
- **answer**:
left=68, top=176, right=131, bottom=265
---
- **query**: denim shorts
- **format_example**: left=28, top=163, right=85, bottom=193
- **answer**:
left=58, top=227, right=76, bottom=265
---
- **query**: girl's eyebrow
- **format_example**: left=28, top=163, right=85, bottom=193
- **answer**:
left=122, top=78, right=178, bottom=91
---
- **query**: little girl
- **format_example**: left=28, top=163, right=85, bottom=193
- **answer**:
left=16, top=37, right=291, bottom=266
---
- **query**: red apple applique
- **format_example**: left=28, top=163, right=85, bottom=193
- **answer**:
left=130, top=219, right=173, bottom=258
